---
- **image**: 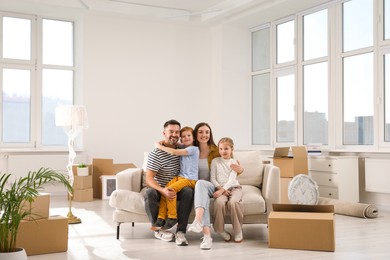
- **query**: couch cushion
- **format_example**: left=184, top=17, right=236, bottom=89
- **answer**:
left=109, top=189, right=146, bottom=215
left=241, top=185, right=266, bottom=214
left=234, top=150, right=264, bottom=188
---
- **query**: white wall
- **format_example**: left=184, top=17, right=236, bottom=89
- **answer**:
left=82, top=13, right=214, bottom=167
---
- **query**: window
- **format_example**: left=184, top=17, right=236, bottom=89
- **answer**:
left=1, top=13, right=75, bottom=148
left=303, top=62, right=328, bottom=145
left=385, top=54, right=390, bottom=141
left=277, top=73, right=295, bottom=142
left=386, top=0, right=390, bottom=40
left=343, top=53, right=374, bottom=145
left=276, top=20, right=295, bottom=64
left=251, top=0, right=389, bottom=150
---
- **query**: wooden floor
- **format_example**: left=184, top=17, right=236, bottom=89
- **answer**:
left=28, top=196, right=390, bottom=260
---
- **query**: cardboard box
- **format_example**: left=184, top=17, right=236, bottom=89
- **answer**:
left=21, top=193, right=50, bottom=221
left=273, top=146, right=308, bottom=178
left=72, top=188, right=93, bottom=202
left=73, top=175, right=93, bottom=190
left=16, top=216, right=68, bottom=256
left=100, top=175, right=117, bottom=200
left=280, top=177, right=292, bottom=204
left=92, top=158, right=136, bottom=199
left=269, top=204, right=335, bottom=252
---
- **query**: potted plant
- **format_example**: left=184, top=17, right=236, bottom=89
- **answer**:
left=0, top=167, right=72, bottom=258
left=76, top=163, right=89, bottom=177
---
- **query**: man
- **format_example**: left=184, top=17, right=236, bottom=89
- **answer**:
left=144, top=119, right=194, bottom=246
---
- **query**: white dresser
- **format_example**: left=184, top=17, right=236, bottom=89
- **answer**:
left=308, top=156, right=359, bottom=202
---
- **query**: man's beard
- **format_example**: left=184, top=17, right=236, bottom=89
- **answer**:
left=168, top=137, right=178, bottom=145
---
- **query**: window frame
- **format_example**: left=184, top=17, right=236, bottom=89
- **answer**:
left=0, top=10, right=82, bottom=151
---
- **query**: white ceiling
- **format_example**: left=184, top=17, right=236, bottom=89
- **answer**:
left=1, top=0, right=333, bottom=25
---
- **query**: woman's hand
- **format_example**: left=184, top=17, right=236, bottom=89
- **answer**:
left=231, top=160, right=244, bottom=174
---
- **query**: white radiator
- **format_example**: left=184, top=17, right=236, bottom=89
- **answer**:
left=365, top=158, right=390, bottom=194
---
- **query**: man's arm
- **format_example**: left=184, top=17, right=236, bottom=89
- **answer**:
left=145, top=169, right=176, bottom=200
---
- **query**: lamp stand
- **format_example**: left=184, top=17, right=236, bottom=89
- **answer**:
left=67, top=193, right=81, bottom=224
left=66, top=130, right=82, bottom=225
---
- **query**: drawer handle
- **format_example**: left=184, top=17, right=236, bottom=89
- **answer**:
left=328, top=193, right=332, bottom=196
left=328, top=178, right=332, bottom=182
left=328, top=164, right=332, bottom=167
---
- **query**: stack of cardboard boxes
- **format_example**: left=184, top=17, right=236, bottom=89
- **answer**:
left=16, top=194, right=68, bottom=256
left=269, top=146, right=336, bottom=252
left=72, top=164, right=93, bottom=202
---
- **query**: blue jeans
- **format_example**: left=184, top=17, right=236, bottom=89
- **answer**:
left=144, top=186, right=194, bottom=233
left=194, top=180, right=215, bottom=227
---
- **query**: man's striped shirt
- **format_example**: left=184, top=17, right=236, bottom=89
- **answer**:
left=146, top=148, right=180, bottom=187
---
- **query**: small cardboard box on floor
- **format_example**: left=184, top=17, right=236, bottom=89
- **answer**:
left=268, top=204, right=335, bottom=252
left=21, top=193, right=50, bottom=220
left=92, top=158, right=136, bottom=199
left=273, top=146, right=308, bottom=178
left=16, top=216, right=68, bottom=256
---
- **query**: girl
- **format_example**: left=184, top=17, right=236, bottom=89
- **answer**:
left=210, top=137, right=243, bottom=243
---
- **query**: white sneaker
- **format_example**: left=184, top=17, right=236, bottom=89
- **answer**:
left=154, top=230, right=174, bottom=242
left=234, top=232, right=243, bottom=243
left=200, top=235, right=212, bottom=250
left=175, top=231, right=188, bottom=246
left=219, top=231, right=232, bottom=242
left=187, top=219, right=202, bottom=233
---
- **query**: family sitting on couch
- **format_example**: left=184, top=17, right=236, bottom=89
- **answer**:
left=109, top=120, right=280, bottom=250
left=144, top=120, right=245, bottom=250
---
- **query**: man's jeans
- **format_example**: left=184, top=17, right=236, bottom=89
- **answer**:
left=144, top=186, right=194, bottom=233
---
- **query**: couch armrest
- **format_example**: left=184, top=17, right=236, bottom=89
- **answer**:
left=116, top=168, right=143, bottom=192
left=262, top=164, right=280, bottom=214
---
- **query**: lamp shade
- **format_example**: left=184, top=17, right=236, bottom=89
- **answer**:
left=55, top=105, right=89, bottom=129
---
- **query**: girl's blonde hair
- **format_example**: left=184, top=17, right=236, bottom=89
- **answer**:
left=218, top=137, right=234, bottom=157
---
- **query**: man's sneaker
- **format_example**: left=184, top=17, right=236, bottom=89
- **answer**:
left=150, top=218, right=165, bottom=231
left=219, top=231, right=232, bottom=242
left=187, top=219, right=202, bottom=233
left=175, top=231, right=188, bottom=246
left=200, top=235, right=213, bottom=250
left=162, top=218, right=178, bottom=231
left=154, top=230, right=174, bottom=242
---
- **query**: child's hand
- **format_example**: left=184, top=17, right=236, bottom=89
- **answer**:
left=213, top=189, right=224, bottom=198
left=154, top=140, right=164, bottom=149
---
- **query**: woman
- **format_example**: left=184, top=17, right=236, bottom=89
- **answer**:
left=187, top=122, right=243, bottom=250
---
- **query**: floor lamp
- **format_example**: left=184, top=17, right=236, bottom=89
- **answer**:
left=55, top=105, right=89, bottom=224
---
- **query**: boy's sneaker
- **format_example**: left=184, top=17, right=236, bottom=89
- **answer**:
left=200, top=235, right=213, bottom=250
left=162, top=218, right=178, bottom=231
left=175, top=231, right=188, bottom=246
left=150, top=218, right=165, bottom=231
left=154, top=230, right=174, bottom=242
left=187, top=219, right=203, bottom=233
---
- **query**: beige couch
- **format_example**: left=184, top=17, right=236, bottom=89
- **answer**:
left=109, top=150, right=280, bottom=239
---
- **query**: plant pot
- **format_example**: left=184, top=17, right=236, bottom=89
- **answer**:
left=0, top=248, right=27, bottom=260
left=77, top=167, right=89, bottom=176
